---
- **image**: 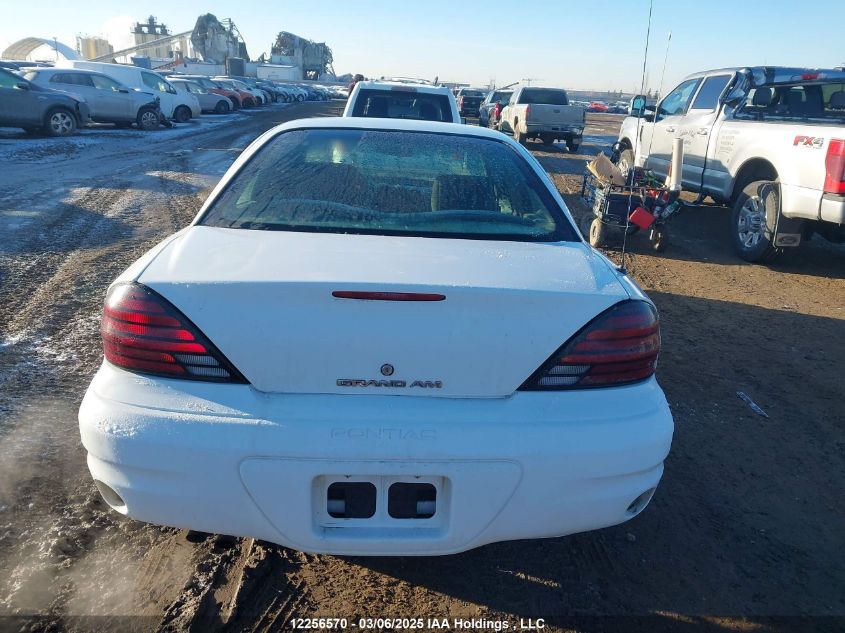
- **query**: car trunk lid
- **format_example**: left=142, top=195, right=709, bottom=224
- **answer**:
left=137, top=227, right=629, bottom=397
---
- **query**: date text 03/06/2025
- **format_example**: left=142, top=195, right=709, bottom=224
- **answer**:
left=288, top=617, right=547, bottom=630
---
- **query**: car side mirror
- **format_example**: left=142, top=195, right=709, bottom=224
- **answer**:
left=629, top=95, right=646, bottom=117
left=17, top=82, right=30, bottom=90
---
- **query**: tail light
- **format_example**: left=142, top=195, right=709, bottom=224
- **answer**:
left=525, top=104, right=531, bottom=119
left=520, top=301, right=659, bottom=390
left=458, top=96, right=464, bottom=107
left=493, top=103, right=502, bottom=118
left=824, top=139, right=845, bottom=194
left=101, top=283, right=246, bottom=383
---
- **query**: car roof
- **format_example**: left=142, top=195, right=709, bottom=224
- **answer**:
left=268, top=115, right=515, bottom=139
left=24, top=67, right=105, bottom=75
left=355, top=80, right=453, bottom=95
left=682, top=66, right=845, bottom=82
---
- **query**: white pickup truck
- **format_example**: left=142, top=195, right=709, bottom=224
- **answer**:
left=500, top=86, right=585, bottom=151
left=615, top=66, right=845, bottom=262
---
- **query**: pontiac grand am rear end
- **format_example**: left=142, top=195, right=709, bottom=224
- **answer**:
left=79, top=118, right=673, bottom=555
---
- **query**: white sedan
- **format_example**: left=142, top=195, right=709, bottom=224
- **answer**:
left=78, top=117, right=673, bottom=556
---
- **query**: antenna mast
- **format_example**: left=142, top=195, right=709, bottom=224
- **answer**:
left=620, top=0, right=654, bottom=273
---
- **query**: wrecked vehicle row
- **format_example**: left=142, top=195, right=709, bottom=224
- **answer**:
left=0, top=59, right=346, bottom=136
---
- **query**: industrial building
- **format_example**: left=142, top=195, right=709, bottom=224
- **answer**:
left=3, top=14, right=336, bottom=82
left=76, top=35, right=113, bottom=60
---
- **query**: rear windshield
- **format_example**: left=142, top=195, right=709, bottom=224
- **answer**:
left=200, top=129, right=575, bottom=242
left=491, top=91, right=513, bottom=103
left=738, top=82, right=845, bottom=122
left=459, top=90, right=484, bottom=97
left=518, top=88, right=569, bottom=105
left=351, top=88, right=454, bottom=122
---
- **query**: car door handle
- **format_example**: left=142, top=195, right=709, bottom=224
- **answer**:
left=665, top=126, right=675, bottom=133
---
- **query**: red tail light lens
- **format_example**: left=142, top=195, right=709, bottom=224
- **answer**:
left=520, top=301, right=660, bottom=390
left=101, top=283, right=247, bottom=383
left=824, top=139, right=845, bottom=194
left=493, top=103, right=502, bottom=118
left=525, top=104, right=531, bottom=118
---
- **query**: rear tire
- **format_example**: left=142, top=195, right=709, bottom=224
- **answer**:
left=617, top=149, right=635, bottom=179
left=589, top=218, right=606, bottom=248
left=173, top=105, right=191, bottom=123
left=214, top=100, right=230, bottom=114
left=136, top=107, right=160, bottom=131
left=43, top=108, right=77, bottom=136
left=566, top=139, right=580, bottom=152
left=514, top=126, right=527, bottom=145
left=731, top=180, right=781, bottom=263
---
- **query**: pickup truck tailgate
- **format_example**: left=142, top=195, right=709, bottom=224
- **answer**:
left=527, top=104, right=584, bottom=126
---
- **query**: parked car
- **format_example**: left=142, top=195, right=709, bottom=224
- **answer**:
left=213, top=77, right=262, bottom=107
left=167, top=74, right=242, bottom=110
left=56, top=60, right=200, bottom=123
left=616, top=66, right=845, bottom=262
left=587, top=101, right=609, bottom=113
left=455, top=88, right=486, bottom=117
left=78, top=116, right=673, bottom=556
left=478, top=89, right=513, bottom=128
left=500, top=86, right=585, bottom=150
left=214, top=77, right=266, bottom=106
left=607, top=101, right=629, bottom=114
left=169, top=78, right=233, bottom=114
left=0, top=67, right=90, bottom=135
left=344, top=80, right=460, bottom=123
left=22, top=67, right=162, bottom=130
left=226, top=76, right=273, bottom=103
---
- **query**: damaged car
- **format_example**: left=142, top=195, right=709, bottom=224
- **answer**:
left=0, top=67, right=90, bottom=136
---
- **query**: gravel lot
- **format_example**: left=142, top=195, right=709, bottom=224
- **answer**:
left=0, top=107, right=843, bottom=633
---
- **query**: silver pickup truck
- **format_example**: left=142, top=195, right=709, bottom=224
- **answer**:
left=615, top=66, right=845, bottom=262
left=500, top=86, right=585, bottom=151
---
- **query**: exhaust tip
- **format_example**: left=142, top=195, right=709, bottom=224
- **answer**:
left=626, top=487, right=656, bottom=517
left=94, top=480, right=126, bottom=510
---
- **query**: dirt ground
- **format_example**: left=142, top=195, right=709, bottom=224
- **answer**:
left=0, top=109, right=843, bottom=633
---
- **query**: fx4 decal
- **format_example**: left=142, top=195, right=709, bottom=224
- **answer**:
left=793, top=135, right=824, bottom=149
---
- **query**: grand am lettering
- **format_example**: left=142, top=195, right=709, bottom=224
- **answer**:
left=793, top=135, right=824, bottom=149
left=337, top=379, right=443, bottom=389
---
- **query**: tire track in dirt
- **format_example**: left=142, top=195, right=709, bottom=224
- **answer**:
left=0, top=102, right=340, bottom=628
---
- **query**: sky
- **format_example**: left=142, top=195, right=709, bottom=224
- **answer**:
left=3, top=0, right=844, bottom=93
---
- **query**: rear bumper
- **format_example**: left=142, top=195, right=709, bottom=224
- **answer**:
left=820, top=193, right=845, bottom=224
left=79, top=363, right=673, bottom=556
left=525, top=123, right=584, bottom=138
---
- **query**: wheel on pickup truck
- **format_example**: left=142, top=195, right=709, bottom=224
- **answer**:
left=514, top=128, right=527, bottom=145
left=566, top=139, right=580, bottom=152
left=731, top=180, right=781, bottom=263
